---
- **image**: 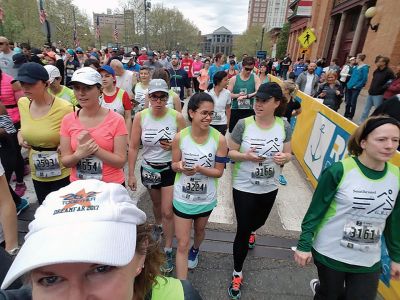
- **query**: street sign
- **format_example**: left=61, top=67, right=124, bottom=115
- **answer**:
left=298, top=28, right=316, bottom=49
left=298, top=47, right=310, bottom=58
left=256, top=50, right=267, bottom=60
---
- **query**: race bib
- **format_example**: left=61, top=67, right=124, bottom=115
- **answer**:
left=141, top=168, right=162, bottom=186
left=194, top=71, right=200, bottom=77
left=212, top=112, right=222, bottom=122
left=183, top=66, right=190, bottom=72
left=76, top=155, right=103, bottom=180
left=182, top=176, right=208, bottom=201
left=341, top=219, right=383, bottom=251
left=33, top=151, right=62, bottom=178
left=237, top=98, right=251, bottom=109
left=250, top=162, right=275, bottom=186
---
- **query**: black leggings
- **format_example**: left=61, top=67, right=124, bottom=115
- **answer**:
left=32, top=177, right=70, bottom=204
left=314, top=260, right=380, bottom=300
left=232, top=188, right=278, bottom=271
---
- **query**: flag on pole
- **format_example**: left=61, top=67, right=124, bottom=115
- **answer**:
left=38, top=0, right=47, bottom=24
left=95, top=15, right=100, bottom=39
left=113, top=23, right=119, bottom=42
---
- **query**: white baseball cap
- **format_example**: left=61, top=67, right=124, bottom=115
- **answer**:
left=141, top=47, right=147, bottom=51
left=148, top=79, right=169, bottom=94
left=1, top=180, right=146, bottom=289
left=44, top=65, right=61, bottom=84
left=69, top=67, right=102, bottom=86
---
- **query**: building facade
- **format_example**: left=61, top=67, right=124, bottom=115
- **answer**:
left=93, top=9, right=135, bottom=45
left=265, top=0, right=290, bottom=57
left=200, top=27, right=234, bottom=56
left=247, top=0, right=268, bottom=29
left=287, top=0, right=399, bottom=68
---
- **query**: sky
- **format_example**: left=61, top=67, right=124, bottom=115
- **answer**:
left=72, top=0, right=248, bottom=34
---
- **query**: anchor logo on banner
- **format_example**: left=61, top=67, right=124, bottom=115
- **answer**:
left=304, top=113, right=350, bottom=180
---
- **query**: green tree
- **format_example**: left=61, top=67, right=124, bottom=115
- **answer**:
left=233, top=25, right=271, bottom=57
left=276, top=22, right=290, bottom=59
left=121, top=0, right=200, bottom=51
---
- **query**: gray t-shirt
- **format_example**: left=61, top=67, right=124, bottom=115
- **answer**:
left=0, top=51, right=17, bottom=78
left=231, top=117, right=292, bottom=145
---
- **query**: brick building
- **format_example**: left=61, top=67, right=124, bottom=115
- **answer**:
left=247, top=0, right=268, bottom=29
left=286, top=0, right=400, bottom=72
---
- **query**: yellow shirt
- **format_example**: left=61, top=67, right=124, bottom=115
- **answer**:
left=18, top=97, right=74, bottom=182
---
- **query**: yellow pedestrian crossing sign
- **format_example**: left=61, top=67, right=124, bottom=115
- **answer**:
left=298, top=28, right=316, bottom=49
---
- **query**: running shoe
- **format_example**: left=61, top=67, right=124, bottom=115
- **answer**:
left=160, top=250, right=173, bottom=273
left=14, top=182, right=27, bottom=197
left=278, top=174, right=288, bottom=185
left=16, top=198, right=29, bottom=216
left=228, top=275, right=243, bottom=299
left=248, top=233, right=256, bottom=249
left=188, top=246, right=199, bottom=269
left=310, top=279, right=320, bottom=296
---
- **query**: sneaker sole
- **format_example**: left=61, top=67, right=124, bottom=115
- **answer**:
left=188, top=259, right=198, bottom=269
left=248, top=243, right=255, bottom=249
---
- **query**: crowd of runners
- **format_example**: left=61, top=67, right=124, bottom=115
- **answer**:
left=0, top=35, right=399, bottom=300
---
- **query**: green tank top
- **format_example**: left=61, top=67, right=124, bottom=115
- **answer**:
left=231, top=73, right=256, bottom=110
left=151, top=276, right=185, bottom=299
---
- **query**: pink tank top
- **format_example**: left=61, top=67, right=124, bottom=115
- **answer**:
left=0, top=73, right=20, bottom=123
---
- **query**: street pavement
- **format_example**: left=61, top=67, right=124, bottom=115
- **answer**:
left=14, top=92, right=381, bottom=300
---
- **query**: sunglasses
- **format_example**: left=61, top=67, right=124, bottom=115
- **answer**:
left=0, top=42, right=5, bottom=45
left=244, top=67, right=253, bottom=71
left=150, top=94, right=167, bottom=102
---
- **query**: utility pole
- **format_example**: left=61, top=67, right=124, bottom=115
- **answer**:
left=72, top=6, right=77, bottom=47
left=124, top=8, right=127, bottom=46
left=144, top=0, right=151, bottom=49
left=260, top=26, right=265, bottom=51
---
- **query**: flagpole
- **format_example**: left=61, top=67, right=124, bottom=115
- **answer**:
left=72, top=6, right=77, bottom=47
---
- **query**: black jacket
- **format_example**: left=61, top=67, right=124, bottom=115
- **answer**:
left=368, top=67, right=395, bottom=95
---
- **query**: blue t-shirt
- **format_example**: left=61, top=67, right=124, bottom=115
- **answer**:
left=124, top=63, right=140, bottom=72
left=208, top=64, right=225, bottom=85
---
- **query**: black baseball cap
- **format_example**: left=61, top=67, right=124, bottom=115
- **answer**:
left=12, top=53, right=28, bottom=68
left=12, top=62, right=49, bottom=84
left=255, top=82, right=283, bottom=100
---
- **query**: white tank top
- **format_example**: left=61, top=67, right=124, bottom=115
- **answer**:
left=140, top=108, right=178, bottom=163
left=100, top=88, right=125, bottom=117
left=173, top=127, right=220, bottom=206
left=313, top=158, right=399, bottom=267
left=134, top=83, right=148, bottom=112
left=233, top=116, right=286, bottom=194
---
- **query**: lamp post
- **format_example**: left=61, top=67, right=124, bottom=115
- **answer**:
left=144, top=0, right=151, bottom=48
left=260, top=25, right=265, bottom=51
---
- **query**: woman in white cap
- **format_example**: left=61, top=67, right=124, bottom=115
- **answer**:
left=44, top=65, right=78, bottom=106
left=128, top=79, right=186, bottom=273
left=59, top=67, right=128, bottom=185
left=171, top=93, right=227, bottom=280
left=0, top=180, right=202, bottom=299
left=16, top=62, right=74, bottom=204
